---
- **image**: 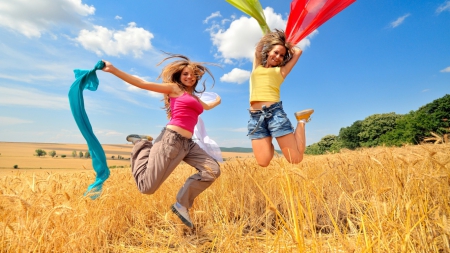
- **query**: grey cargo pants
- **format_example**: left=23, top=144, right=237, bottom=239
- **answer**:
left=130, top=127, right=221, bottom=209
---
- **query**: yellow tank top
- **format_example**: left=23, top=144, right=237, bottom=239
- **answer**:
left=249, top=66, right=284, bottom=103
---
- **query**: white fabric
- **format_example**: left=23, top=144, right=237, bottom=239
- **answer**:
left=193, top=92, right=223, bottom=162
left=198, top=92, right=218, bottom=103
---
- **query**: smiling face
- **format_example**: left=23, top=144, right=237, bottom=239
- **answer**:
left=179, top=66, right=197, bottom=88
left=265, top=45, right=287, bottom=68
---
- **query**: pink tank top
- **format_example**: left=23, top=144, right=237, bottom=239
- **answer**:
left=167, top=92, right=204, bottom=133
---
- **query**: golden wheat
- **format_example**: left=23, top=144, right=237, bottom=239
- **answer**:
left=1, top=144, right=449, bottom=252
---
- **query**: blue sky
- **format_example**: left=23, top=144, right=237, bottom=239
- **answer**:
left=0, top=0, right=449, bottom=148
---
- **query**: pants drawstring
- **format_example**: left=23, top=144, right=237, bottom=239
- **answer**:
left=248, top=105, right=275, bottom=135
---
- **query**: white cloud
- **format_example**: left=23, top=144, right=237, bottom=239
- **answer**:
left=0, top=40, right=89, bottom=87
left=207, top=7, right=314, bottom=64
left=221, top=19, right=231, bottom=25
left=220, top=68, right=251, bottom=84
left=115, top=15, right=122, bottom=20
left=0, top=73, right=59, bottom=83
left=127, top=83, right=142, bottom=92
left=0, top=116, right=33, bottom=126
left=147, top=90, right=163, bottom=98
left=96, top=75, right=162, bottom=111
left=209, top=15, right=261, bottom=63
left=440, top=66, right=450, bottom=73
left=95, top=129, right=123, bottom=137
left=297, top=30, right=317, bottom=49
left=0, top=0, right=95, bottom=38
left=203, top=11, right=221, bottom=24
left=437, top=1, right=450, bottom=14
left=124, top=76, right=161, bottom=98
left=0, top=52, right=75, bottom=83
left=0, top=86, right=68, bottom=110
left=389, top=14, right=410, bottom=28
left=229, top=128, right=248, bottom=133
left=100, top=84, right=151, bottom=108
left=76, top=22, right=154, bottom=58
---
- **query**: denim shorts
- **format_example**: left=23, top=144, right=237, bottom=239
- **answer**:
left=247, top=101, right=294, bottom=140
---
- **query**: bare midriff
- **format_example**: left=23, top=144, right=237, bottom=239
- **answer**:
left=166, top=125, right=193, bottom=139
left=250, top=101, right=277, bottom=111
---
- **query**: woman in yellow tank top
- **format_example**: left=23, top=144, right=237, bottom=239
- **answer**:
left=248, top=29, right=314, bottom=167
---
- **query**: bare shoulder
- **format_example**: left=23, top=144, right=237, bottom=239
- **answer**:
left=167, top=83, right=183, bottom=97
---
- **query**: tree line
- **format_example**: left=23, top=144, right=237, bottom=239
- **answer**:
left=34, top=150, right=127, bottom=160
left=35, top=150, right=91, bottom=158
left=305, top=94, right=450, bottom=155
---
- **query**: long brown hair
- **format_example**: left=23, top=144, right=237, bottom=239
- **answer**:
left=157, top=52, right=216, bottom=119
left=257, top=29, right=294, bottom=67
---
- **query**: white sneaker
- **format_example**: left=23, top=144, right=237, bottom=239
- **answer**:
left=294, top=109, right=314, bottom=122
left=171, top=203, right=193, bottom=228
left=126, top=134, right=153, bottom=144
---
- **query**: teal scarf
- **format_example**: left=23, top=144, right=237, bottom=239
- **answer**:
left=68, top=60, right=109, bottom=199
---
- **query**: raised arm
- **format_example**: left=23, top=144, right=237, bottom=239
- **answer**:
left=102, top=60, right=175, bottom=94
left=280, top=47, right=302, bottom=78
left=200, top=95, right=221, bottom=110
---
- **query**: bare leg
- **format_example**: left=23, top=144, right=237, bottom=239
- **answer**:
left=294, top=121, right=306, bottom=154
left=252, top=136, right=274, bottom=167
left=276, top=121, right=306, bottom=164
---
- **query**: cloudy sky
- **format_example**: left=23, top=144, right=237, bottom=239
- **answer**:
left=0, top=0, right=449, bottom=148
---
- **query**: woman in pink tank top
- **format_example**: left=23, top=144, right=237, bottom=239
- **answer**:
left=102, top=53, right=221, bottom=229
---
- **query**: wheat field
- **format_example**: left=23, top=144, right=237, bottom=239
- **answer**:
left=1, top=143, right=449, bottom=252
left=0, top=142, right=250, bottom=173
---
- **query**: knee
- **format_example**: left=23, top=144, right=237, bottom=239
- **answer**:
left=139, top=187, right=156, bottom=195
left=211, top=163, right=221, bottom=179
left=286, top=154, right=304, bottom=164
left=206, top=162, right=221, bottom=181
left=258, top=161, right=271, bottom=167
left=256, top=157, right=272, bottom=167
left=255, top=152, right=273, bottom=167
left=288, top=160, right=302, bottom=165
left=136, top=182, right=158, bottom=195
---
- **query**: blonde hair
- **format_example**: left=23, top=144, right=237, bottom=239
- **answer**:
left=258, top=29, right=294, bottom=67
left=157, top=52, right=215, bottom=119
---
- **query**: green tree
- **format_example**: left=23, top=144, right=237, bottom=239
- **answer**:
left=318, top=135, right=340, bottom=153
left=72, top=150, right=77, bottom=158
left=379, top=95, right=450, bottom=146
left=330, top=139, right=343, bottom=153
left=85, top=150, right=90, bottom=159
left=79, top=151, right=84, bottom=158
left=339, top=120, right=362, bottom=150
left=305, top=143, right=322, bottom=155
left=305, top=135, right=341, bottom=155
left=49, top=150, right=56, bottom=158
left=378, top=112, right=416, bottom=146
left=35, top=149, right=47, bottom=157
left=411, top=94, right=450, bottom=142
left=358, top=113, right=402, bottom=147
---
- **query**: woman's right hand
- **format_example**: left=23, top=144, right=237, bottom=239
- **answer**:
left=101, top=60, right=114, bottom=72
left=215, top=95, right=221, bottom=105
